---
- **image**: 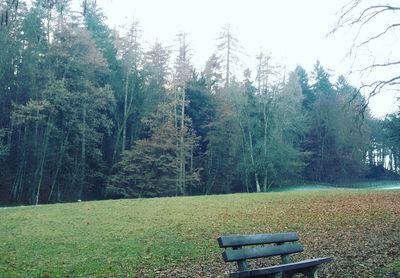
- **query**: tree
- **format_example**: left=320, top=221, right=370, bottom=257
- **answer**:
left=202, top=53, right=222, bottom=93
left=4, top=2, right=53, bottom=204
left=204, top=87, right=242, bottom=194
left=10, top=24, right=116, bottom=204
left=107, top=113, right=179, bottom=198
left=0, top=0, right=20, bottom=26
left=107, top=103, right=199, bottom=198
left=312, top=60, right=333, bottom=94
left=143, top=41, right=170, bottom=108
left=332, top=1, right=400, bottom=100
left=255, top=52, right=280, bottom=191
left=84, top=0, right=120, bottom=85
left=217, top=24, right=241, bottom=88
left=305, top=62, right=334, bottom=181
left=106, top=18, right=144, bottom=158
left=232, top=74, right=262, bottom=192
left=266, top=72, right=307, bottom=186
left=294, top=65, right=314, bottom=109
left=383, top=113, right=400, bottom=173
left=173, top=32, right=193, bottom=195
left=83, top=1, right=125, bottom=167
left=334, top=76, right=370, bottom=178
left=185, top=77, right=216, bottom=193
left=304, top=62, right=370, bottom=181
left=119, top=19, right=142, bottom=151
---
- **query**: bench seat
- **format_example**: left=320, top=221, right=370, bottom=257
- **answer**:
left=231, top=257, right=333, bottom=277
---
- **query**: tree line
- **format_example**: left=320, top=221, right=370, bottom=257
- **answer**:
left=0, top=0, right=399, bottom=205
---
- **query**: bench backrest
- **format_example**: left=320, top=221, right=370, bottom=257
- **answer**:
left=217, top=232, right=304, bottom=271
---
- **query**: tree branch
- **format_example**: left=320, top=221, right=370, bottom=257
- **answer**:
left=330, top=1, right=400, bottom=102
left=357, top=23, right=400, bottom=48
left=350, top=5, right=400, bottom=25
left=358, top=61, right=400, bottom=73
left=360, top=75, right=400, bottom=98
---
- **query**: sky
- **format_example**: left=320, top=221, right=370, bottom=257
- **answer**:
left=93, top=0, right=398, bottom=118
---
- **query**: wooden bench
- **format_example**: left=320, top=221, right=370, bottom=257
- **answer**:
left=217, top=232, right=332, bottom=278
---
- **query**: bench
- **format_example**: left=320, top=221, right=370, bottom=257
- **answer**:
left=217, top=232, right=332, bottom=278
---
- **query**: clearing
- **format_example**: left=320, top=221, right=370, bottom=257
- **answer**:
left=1, top=188, right=399, bottom=277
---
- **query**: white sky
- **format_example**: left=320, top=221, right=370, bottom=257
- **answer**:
left=94, top=0, right=398, bottom=118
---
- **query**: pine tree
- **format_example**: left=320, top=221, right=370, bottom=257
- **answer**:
left=217, top=24, right=241, bottom=88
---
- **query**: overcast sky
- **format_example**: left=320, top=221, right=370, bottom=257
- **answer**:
left=94, top=0, right=398, bottom=118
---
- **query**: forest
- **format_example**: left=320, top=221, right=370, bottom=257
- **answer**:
left=1, top=0, right=399, bottom=206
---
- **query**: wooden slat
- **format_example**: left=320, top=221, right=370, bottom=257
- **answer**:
left=217, top=232, right=299, bottom=248
left=222, top=243, right=304, bottom=262
left=230, top=257, right=333, bottom=278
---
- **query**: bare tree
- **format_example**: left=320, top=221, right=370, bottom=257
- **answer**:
left=173, top=32, right=192, bottom=195
left=217, top=24, right=242, bottom=88
left=330, top=1, right=400, bottom=105
left=121, top=19, right=142, bottom=151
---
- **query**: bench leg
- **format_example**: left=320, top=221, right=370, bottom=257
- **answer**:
left=304, top=267, right=318, bottom=278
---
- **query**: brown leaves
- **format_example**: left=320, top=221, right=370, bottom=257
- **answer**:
left=156, top=191, right=400, bottom=277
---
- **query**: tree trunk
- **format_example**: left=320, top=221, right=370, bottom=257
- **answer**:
left=179, top=87, right=186, bottom=195
left=111, top=122, right=122, bottom=165
left=248, top=130, right=261, bottom=192
left=237, top=110, right=259, bottom=193
left=368, top=149, right=373, bottom=166
left=262, top=99, right=268, bottom=192
left=78, top=103, right=86, bottom=200
left=262, top=59, right=270, bottom=192
left=122, top=72, right=129, bottom=151
left=34, top=116, right=52, bottom=205
left=226, top=27, right=230, bottom=88
left=48, top=130, right=69, bottom=202
left=174, top=88, right=180, bottom=196
left=205, top=148, right=219, bottom=195
left=46, top=8, right=52, bottom=44
left=239, top=126, right=250, bottom=193
left=11, top=126, right=28, bottom=203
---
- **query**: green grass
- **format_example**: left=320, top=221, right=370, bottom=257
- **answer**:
left=269, top=184, right=331, bottom=192
left=378, top=260, right=400, bottom=275
left=270, top=180, right=400, bottom=192
left=337, top=179, right=400, bottom=189
left=1, top=189, right=399, bottom=277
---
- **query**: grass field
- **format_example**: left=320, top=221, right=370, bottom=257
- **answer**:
left=1, top=189, right=399, bottom=277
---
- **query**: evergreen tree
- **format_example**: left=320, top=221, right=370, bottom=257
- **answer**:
left=294, top=65, right=314, bottom=109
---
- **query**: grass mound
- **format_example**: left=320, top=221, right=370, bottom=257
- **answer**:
left=1, top=189, right=399, bottom=277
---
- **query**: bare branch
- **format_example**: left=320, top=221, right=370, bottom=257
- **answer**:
left=357, top=23, right=400, bottom=48
left=350, top=5, right=400, bottom=25
left=358, top=60, right=400, bottom=72
left=329, top=0, right=362, bottom=34
left=330, top=0, right=400, bottom=103
left=356, top=7, right=391, bottom=30
left=360, top=75, right=400, bottom=98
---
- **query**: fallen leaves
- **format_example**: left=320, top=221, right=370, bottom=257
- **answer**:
left=0, top=190, right=399, bottom=277
left=155, top=190, right=400, bottom=277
